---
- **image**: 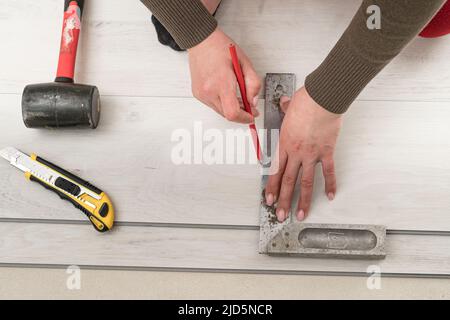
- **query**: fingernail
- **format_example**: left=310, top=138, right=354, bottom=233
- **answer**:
left=297, top=210, right=305, bottom=221
left=266, top=193, right=274, bottom=206
left=253, top=96, right=259, bottom=107
left=327, top=193, right=335, bottom=201
left=276, top=209, right=285, bottom=222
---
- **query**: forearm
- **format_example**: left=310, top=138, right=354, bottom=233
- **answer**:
left=305, top=0, right=446, bottom=114
left=140, top=0, right=217, bottom=49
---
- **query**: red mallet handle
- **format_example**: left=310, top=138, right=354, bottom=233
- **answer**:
left=56, top=1, right=82, bottom=82
left=229, top=44, right=262, bottom=162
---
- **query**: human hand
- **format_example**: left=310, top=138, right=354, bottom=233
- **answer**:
left=188, top=28, right=261, bottom=123
left=265, top=87, right=343, bottom=222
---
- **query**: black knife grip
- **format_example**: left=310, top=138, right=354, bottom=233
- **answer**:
left=29, top=175, right=108, bottom=233
left=35, top=156, right=102, bottom=195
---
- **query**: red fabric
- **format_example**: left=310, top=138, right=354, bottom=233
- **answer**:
left=420, top=1, right=450, bottom=38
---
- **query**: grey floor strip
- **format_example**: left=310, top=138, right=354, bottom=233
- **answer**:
left=1, top=263, right=450, bottom=279
left=1, top=217, right=449, bottom=236
left=0, top=218, right=258, bottom=231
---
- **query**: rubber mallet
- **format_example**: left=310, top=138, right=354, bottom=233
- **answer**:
left=22, top=0, right=100, bottom=129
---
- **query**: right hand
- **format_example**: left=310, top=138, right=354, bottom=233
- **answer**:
left=188, top=28, right=261, bottom=123
left=265, top=88, right=342, bottom=222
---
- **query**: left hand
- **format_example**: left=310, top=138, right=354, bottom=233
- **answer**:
left=265, top=87, right=343, bottom=222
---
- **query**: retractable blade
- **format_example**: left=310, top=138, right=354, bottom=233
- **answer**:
left=0, top=147, right=114, bottom=232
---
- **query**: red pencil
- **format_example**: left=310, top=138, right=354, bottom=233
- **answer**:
left=229, top=44, right=262, bottom=162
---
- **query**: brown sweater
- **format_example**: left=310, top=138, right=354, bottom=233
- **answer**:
left=140, top=0, right=445, bottom=114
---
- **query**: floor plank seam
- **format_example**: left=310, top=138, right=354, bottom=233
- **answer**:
left=0, top=218, right=259, bottom=230
left=0, top=263, right=449, bottom=279
left=1, top=218, right=450, bottom=236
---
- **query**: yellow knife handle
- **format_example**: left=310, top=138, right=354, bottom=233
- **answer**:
left=26, top=154, right=114, bottom=232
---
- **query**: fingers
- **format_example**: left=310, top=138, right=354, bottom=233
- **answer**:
left=296, top=162, right=316, bottom=221
left=266, top=153, right=336, bottom=222
left=190, top=51, right=259, bottom=123
left=202, top=86, right=258, bottom=123
left=237, top=97, right=260, bottom=117
left=219, top=90, right=254, bottom=124
left=321, top=157, right=337, bottom=200
left=276, top=158, right=302, bottom=222
left=241, top=57, right=262, bottom=109
left=279, top=96, right=291, bottom=113
left=252, top=107, right=260, bottom=117
left=265, top=147, right=288, bottom=206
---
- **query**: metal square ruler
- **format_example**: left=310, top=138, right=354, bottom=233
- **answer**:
left=259, top=73, right=386, bottom=259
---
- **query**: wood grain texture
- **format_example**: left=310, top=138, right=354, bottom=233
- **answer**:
left=1, top=94, right=450, bottom=230
left=0, top=222, right=449, bottom=276
left=1, top=0, right=450, bottom=274
left=0, top=0, right=449, bottom=100
left=0, top=94, right=261, bottom=226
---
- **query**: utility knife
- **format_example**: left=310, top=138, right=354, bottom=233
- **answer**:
left=0, top=147, right=114, bottom=232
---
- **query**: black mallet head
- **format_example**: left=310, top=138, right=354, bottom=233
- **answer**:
left=22, top=82, right=100, bottom=129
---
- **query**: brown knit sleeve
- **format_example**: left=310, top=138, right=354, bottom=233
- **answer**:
left=140, top=0, right=218, bottom=49
left=305, top=0, right=445, bottom=114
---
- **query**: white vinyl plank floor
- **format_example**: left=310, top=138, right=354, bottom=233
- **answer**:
left=0, top=0, right=449, bottom=277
